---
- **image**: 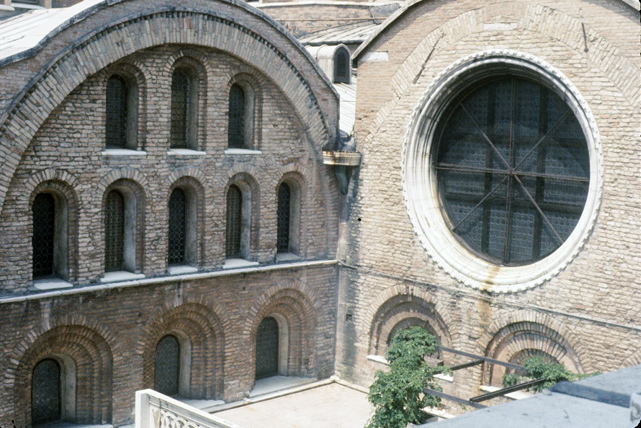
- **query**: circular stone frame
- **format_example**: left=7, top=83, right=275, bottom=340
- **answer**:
left=403, top=50, right=602, bottom=293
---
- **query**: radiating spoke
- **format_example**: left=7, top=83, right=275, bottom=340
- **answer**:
left=452, top=175, right=509, bottom=232
left=460, top=104, right=511, bottom=170
left=513, top=110, right=571, bottom=172
left=513, top=175, right=564, bottom=245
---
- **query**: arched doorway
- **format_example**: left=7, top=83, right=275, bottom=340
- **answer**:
left=32, top=358, right=61, bottom=425
left=255, top=317, right=279, bottom=380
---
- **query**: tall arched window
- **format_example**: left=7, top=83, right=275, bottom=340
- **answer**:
left=277, top=183, right=291, bottom=253
left=256, top=317, right=279, bottom=380
left=333, top=47, right=350, bottom=84
left=168, top=188, right=186, bottom=265
left=106, top=76, right=128, bottom=148
left=170, top=67, right=198, bottom=149
left=228, top=84, right=246, bottom=148
left=226, top=185, right=242, bottom=258
left=32, top=359, right=61, bottom=425
left=155, top=335, right=180, bottom=397
left=105, top=190, right=125, bottom=272
left=32, top=193, right=56, bottom=278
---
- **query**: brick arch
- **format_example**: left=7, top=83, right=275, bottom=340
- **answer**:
left=367, top=290, right=452, bottom=359
left=245, top=285, right=318, bottom=378
left=97, top=168, right=149, bottom=194
left=138, top=302, right=227, bottom=399
left=8, top=323, right=114, bottom=427
left=0, top=5, right=335, bottom=217
left=481, top=318, right=584, bottom=386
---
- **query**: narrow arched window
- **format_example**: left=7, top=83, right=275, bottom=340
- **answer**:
left=32, top=359, right=61, bottom=425
left=168, top=188, right=186, bottom=265
left=32, top=193, right=56, bottom=278
left=226, top=185, right=242, bottom=258
left=277, top=183, right=291, bottom=253
left=333, top=48, right=350, bottom=83
left=106, top=76, right=128, bottom=148
left=228, top=84, right=246, bottom=148
left=256, top=317, right=279, bottom=380
left=170, top=69, right=191, bottom=148
left=105, top=190, right=125, bottom=271
left=155, top=335, right=180, bottom=397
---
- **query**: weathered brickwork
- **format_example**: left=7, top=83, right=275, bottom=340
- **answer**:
left=337, top=0, right=641, bottom=404
left=0, top=0, right=339, bottom=426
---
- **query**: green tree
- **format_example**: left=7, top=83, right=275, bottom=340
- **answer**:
left=366, top=327, right=446, bottom=428
left=502, top=355, right=597, bottom=392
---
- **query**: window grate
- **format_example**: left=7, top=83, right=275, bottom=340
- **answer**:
left=32, top=359, right=61, bottom=425
left=155, top=335, right=180, bottom=397
left=226, top=185, right=242, bottom=258
left=436, top=77, right=589, bottom=265
left=170, top=70, right=190, bottom=148
left=105, top=191, right=125, bottom=271
left=32, top=193, right=56, bottom=278
left=334, top=49, right=350, bottom=83
left=168, top=189, right=186, bottom=265
left=276, top=183, right=291, bottom=253
left=106, top=76, right=128, bottom=148
left=256, top=317, right=279, bottom=380
left=228, top=84, right=245, bottom=148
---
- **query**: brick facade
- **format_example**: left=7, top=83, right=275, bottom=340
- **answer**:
left=337, top=0, right=641, bottom=403
left=0, top=0, right=339, bottom=426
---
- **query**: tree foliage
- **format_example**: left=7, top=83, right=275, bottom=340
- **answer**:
left=366, top=327, right=446, bottom=428
left=501, top=355, right=596, bottom=392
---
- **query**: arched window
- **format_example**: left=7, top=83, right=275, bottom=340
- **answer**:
left=32, top=193, right=56, bottom=278
left=333, top=47, right=350, bottom=84
left=170, top=68, right=198, bottom=149
left=277, top=183, right=291, bottom=253
left=256, top=317, right=279, bottom=380
left=106, top=76, right=128, bottom=148
left=155, top=335, right=180, bottom=397
left=168, top=188, right=186, bottom=265
left=228, top=84, right=246, bottom=149
left=105, top=190, right=125, bottom=272
left=32, top=359, right=61, bottom=425
left=226, top=185, right=242, bottom=258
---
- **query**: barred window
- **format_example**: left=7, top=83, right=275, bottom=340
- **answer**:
left=435, top=77, right=589, bottom=265
left=105, top=190, right=125, bottom=271
left=32, top=359, right=61, bottom=425
left=168, top=188, right=186, bottom=265
left=226, top=185, right=242, bottom=258
left=106, top=76, right=128, bottom=148
left=155, top=335, right=180, bottom=397
left=32, top=193, right=56, bottom=278
left=228, top=84, right=246, bottom=148
left=277, top=183, right=291, bottom=253
left=333, top=47, right=350, bottom=83
left=255, top=317, right=279, bottom=380
left=170, top=69, right=191, bottom=148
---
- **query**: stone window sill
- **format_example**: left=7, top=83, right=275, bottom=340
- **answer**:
left=167, top=148, right=206, bottom=156
left=100, top=271, right=145, bottom=283
left=32, top=277, right=73, bottom=291
left=167, top=265, right=199, bottom=275
left=275, top=252, right=300, bottom=262
left=223, top=258, right=259, bottom=269
left=102, top=148, right=147, bottom=156
left=224, top=148, right=262, bottom=155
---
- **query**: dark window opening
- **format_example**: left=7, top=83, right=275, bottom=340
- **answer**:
left=155, top=335, right=180, bottom=397
left=228, top=84, right=246, bottom=148
left=334, top=48, right=350, bottom=83
left=277, top=183, right=291, bottom=253
left=256, top=317, right=279, bottom=380
left=105, top=190, right=125, bottom=271
left=170, top=69, right=191, bottom=148
left=435, top=77, right=589, bottom=265
left=32, top=193, right=56, bottom=278
left=106, top=76, right=128, bottom=148
left=226, top=185, right=242, bottom=258
left=168, top=188, right=186, bottom=265
left=32, top=359, right=61, bottom=426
